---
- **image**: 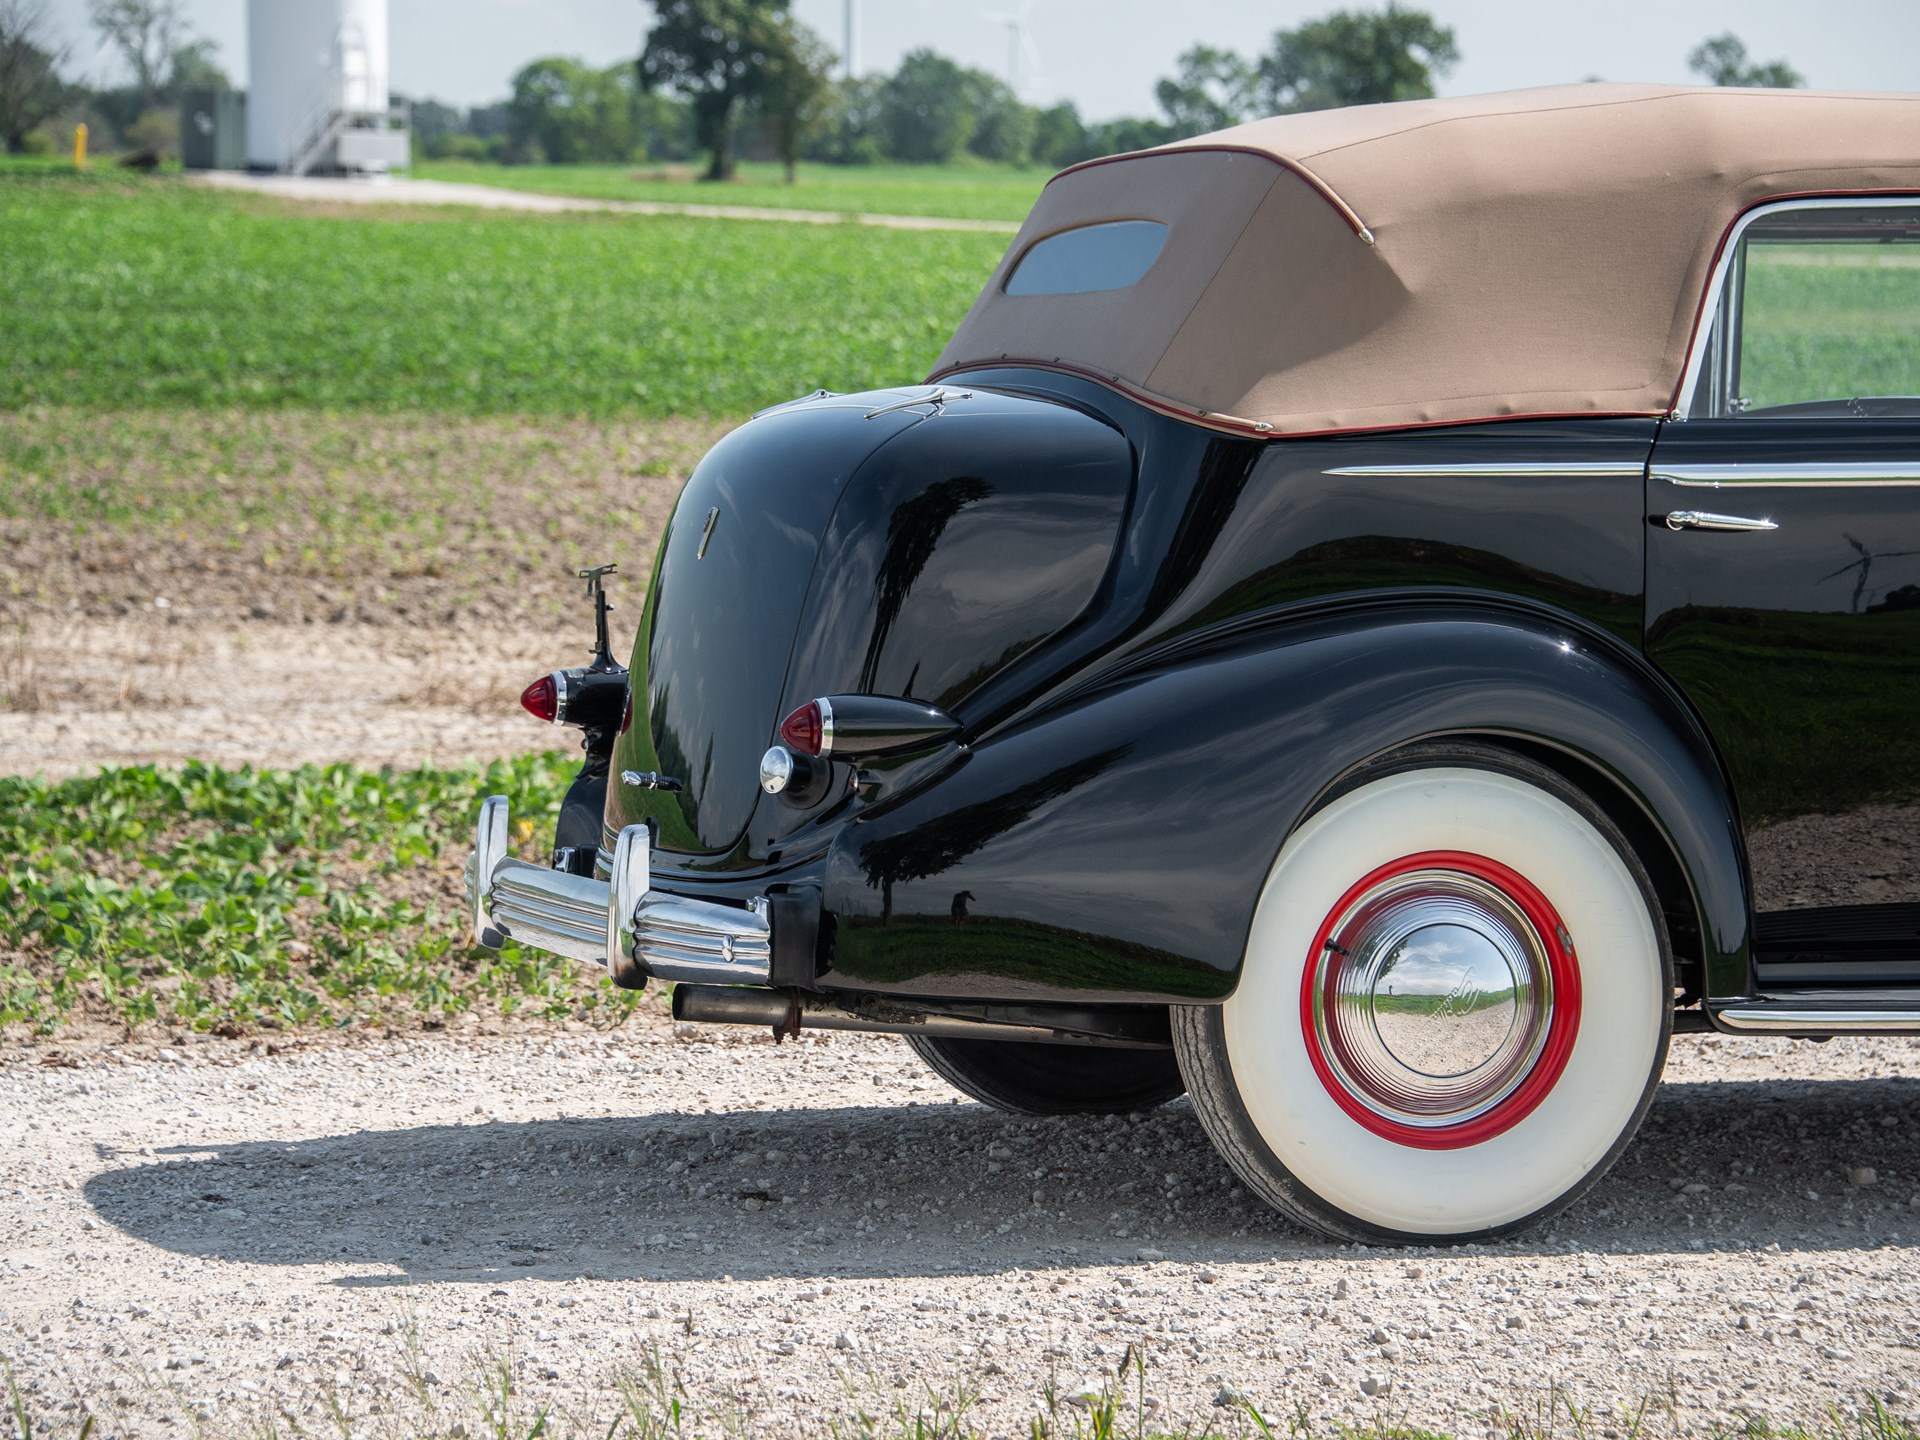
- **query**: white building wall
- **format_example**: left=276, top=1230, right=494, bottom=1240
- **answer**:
left=246, top=0, right=392, bottom=171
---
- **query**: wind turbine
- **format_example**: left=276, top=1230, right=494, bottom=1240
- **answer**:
left=842, top=0, right=860, bottom=81
left=983, top=0, right=1044, bottom=99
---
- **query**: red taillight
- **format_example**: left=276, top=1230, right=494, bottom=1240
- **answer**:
left=520, top=674, right=559, bottom=723
left=779, top=700, right=824, bottom=756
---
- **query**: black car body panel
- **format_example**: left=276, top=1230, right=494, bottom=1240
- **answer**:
left=818, top=604, right=1747, bottom=1005
left=599, top=370, right=1775, bottom=1007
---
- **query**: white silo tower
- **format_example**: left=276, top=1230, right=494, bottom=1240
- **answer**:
left=246, top=0, right=409, bottom=175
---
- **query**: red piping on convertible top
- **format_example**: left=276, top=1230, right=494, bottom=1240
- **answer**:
left=1051, top=145, right=1376, bottom=244
left=924, top=356, right=1661, bottom=442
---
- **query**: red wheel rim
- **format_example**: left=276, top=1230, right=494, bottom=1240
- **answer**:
left=1298, top=850, right=1582, bottom=1150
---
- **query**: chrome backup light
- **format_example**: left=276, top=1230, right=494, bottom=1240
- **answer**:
left=759, top=746, right=795, bottom=794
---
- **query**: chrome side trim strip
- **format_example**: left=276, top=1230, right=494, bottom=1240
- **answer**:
left=1324, top=463, right=1643, bottom=478
left=1714, top=1007, right=1920, bottom=1034
left=1655, top=464, right=1920, bottom=488
left=1672, top=195, right=1920, bottom=422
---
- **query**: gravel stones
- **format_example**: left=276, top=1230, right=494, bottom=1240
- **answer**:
left=2, top=1025, right=1917, bottom=1437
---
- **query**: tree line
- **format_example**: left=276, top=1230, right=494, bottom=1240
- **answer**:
left=0, top=0, right=1809, bottom=168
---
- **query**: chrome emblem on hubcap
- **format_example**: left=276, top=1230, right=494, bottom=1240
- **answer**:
left=1311, top=868, right=1557, bottom=1129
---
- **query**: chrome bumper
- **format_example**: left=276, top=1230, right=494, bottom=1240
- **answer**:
left=464, top=795, right=772, bottom=986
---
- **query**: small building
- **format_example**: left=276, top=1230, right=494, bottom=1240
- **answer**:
left=244, top=0, right=410, bottom=176
left=181, top=88, right=247, bottom=171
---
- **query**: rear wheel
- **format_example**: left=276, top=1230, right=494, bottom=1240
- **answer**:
left=1173, top=743, right=1671, bottom=1244
left=906, top=1034, right=1185, bottom=1115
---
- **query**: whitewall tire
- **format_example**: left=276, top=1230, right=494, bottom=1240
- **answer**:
left=1173, top=743, right=1671, bottom=1244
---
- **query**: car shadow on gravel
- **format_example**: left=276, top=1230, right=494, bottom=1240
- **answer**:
left=82, top=1075, right=1919, bottom=1284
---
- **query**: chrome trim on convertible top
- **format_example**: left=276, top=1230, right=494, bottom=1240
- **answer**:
left=1655, top=464, right=1920, bottom=488
left=1323, top=463, right=1643, bottom=479
left=1672, top=195, right=1920, bottom=423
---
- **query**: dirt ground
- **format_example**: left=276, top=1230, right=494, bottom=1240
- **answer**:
left=3, top=1026, right=1919, bottom=1438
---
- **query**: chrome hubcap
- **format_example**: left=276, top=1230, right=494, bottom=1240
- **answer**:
left=1311, top=869, right=1555, bottom=1128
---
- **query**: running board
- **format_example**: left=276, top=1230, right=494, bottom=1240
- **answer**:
left=1710, top=990, right=1920, bottom=1035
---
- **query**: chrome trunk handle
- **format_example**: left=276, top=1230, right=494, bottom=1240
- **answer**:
left=1661, top=510, right=1779, bottom=533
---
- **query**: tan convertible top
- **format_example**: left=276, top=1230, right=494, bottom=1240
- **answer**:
left=929, top=84, right=1920, bottom=437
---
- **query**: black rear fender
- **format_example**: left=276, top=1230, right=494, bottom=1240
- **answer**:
left=819, top=605, right=1747, bottom=1005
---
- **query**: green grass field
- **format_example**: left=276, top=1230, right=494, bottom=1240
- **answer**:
left=1742, top=244, right=1920, bottom=409
left=0, top=171, right=1006, bottom=415
left=413, top=157, right=1048, bottom=222
left=0, top=756, right=645, bottom=1035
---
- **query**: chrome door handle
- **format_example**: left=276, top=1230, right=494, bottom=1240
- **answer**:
left=1661, top=510, right=1779, bottom=533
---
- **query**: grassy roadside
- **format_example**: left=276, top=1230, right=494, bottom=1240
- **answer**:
left=412, top=157, right=1049, bottom=222
left=5, top=1338, right=1915, bottom=1440
left=0, top=756, right=640, bottom=1038
left=0, top=173, right=1003, bottom=415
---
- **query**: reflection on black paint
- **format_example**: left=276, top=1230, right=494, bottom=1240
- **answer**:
left=1177, top=535, right=1636, bottom=639
left=1821, top=534, right=1920, bottom=614
left=858, top=746, right=1129, bottom=922
left=1650, top=604, right=1920, bottom=826
left=861, top=477, right=994, bottom=693
left=1144, top=438, right=1263, bottom=615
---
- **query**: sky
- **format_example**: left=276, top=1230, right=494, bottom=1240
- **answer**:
left=39, top=0, right=1920, bottom=122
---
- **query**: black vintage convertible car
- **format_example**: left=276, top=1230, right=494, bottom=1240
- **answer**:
left=468, top=84, right=1920, bottom=1244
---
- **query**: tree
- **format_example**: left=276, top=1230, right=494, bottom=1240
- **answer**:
left=879, top=48, right=975, bottom=164
left=1257, top=4, right=1458, bottom=114
left=165, top=36, right=226, bottom=92
left=964, top=68, right=1036, bottom=165
left=1030, top=101, right=1088, bottom=168
left=639, top=0, right=794, bottom=181
left=805, top=74, right=884, bottom=164
left=756, top=14, right=832, bottom=181
left=89, top=0, right=186, bottom=104
left=1155, top=44, right=1257, bottom=138
left=508, top=57, right=640, bottom=164
left=0, top=0, right=67, bottom=152
left=1688, top=33, right=1803, bottom=89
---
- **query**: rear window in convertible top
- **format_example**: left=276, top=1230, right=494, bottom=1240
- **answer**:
left=1004, top=220, right=1169, bottom=297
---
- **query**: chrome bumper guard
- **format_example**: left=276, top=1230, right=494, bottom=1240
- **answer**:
left=464, top=795, right=772, bottom=986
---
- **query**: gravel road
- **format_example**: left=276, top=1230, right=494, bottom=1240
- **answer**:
left=5, top=1024, right=1918, bottom=1437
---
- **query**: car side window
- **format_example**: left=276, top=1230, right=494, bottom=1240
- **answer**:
left=1688, top=203, right=1920, bottom=420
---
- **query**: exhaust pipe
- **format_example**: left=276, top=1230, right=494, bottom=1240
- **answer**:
left=671, top=985, right=1172, bottom=1049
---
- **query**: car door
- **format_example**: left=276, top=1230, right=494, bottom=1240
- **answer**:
left=1646, top=197, right=1920, bottom=989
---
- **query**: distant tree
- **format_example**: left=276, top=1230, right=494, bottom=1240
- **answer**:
left=508, top=57, right=641, bottom=164
left=0, top=0, right=68, bottom=152
left=805, top=73, right=884, bottom=164
left=756, top=14, right=832, bottom=181
left=468, top=101, right=511, bottom=140
left=879, top=48, right=975, bottom=163
left=1087, top=114, right=1174, bottom=157
left=1257, top=4, right=1458, bottom=113
left=1030, top=100, right=1088, bottom=168
left=1688, top=33, right=1803, bottom=88
left=88, top=0, right=187, bottom=105
left=165, top=36, right=226, bottom=92
left=1155, top=44, right=1257, bottom=138
left=964, top=68, right=1036, bottom=165
left=639, top=0, right=794, bottom=180
left=400, top=95, right=464, bottom=158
